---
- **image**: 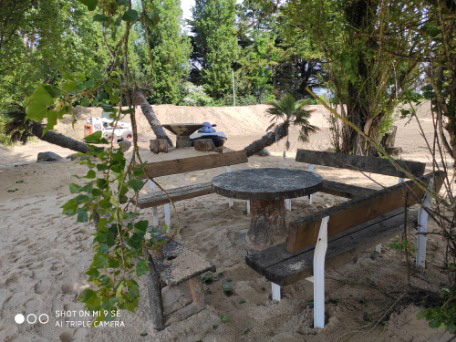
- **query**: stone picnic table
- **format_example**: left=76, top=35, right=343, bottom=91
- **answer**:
left=162, top=123, right=203, bottom=148
left=212, top=168, right=323, bottom=249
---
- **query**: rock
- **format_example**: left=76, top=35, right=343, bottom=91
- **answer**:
left=255, top=149, right=271, bottom=157
left=118, top=140, right=132, bottom=152
left=37, top=152, right=63, bottom=162
left=194, top=139, right=217, bottom=152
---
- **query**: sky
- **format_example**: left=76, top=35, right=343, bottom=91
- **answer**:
left=181, top=0, right=194, bottom=20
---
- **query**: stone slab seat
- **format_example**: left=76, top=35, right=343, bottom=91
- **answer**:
left=147, top=238, right=215, bottom=327
left=148, top=239, right=215, bottom=286
left=246, top=207, right=415, bottom=286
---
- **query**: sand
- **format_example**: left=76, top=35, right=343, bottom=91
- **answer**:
left=0, top=103, right=453, bottom=342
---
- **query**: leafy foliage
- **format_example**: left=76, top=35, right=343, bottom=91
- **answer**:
left=190, top=0, right=239, bottom=99
left=138, top=0, right=191, bottom=104
left=418, top=288, right=456, bottom=333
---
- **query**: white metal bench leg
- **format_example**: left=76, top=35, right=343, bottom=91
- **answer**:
left=374, top=244, right=382, bottom=254
left=314, top=216, right=330, bottom=329
left=271, top=282, right=281, bottom=301
left=151, top=207, right=159, bottom=227
left=164, top=203, right=171, bottom=227
left=149, top=180, right=159, bottom=227
left=416, top=179, right=434, bottom=268
left=226, top=166, right=234, bottom=208
left=308, top=164, right=315, bottom=205
left=246, top=200, right=250, bottom=215
left=285, top=199, right=291, bottom=211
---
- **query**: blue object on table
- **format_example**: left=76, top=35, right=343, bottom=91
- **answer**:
left=199, top=122, right=216, bottom=133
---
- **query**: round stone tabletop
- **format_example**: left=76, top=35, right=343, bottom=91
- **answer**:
left=213, top=168, right=323, bottom=201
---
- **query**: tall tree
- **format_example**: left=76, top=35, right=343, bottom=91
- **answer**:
left=190, top=0, right=239, bottom=99
left=139, top=0, right=191, bottom=104
left=286, top=0, right=418, bottom=155
left=0, top=0, right=107, bottom=109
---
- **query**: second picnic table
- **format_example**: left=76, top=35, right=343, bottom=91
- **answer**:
left=162, top=123, right=202, bottom=148
left=213, top=168, right=323, bottom=249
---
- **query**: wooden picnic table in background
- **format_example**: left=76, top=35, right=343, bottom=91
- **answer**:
left=162, top=123, right=202, bottom=148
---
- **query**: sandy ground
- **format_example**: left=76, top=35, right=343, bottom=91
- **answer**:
left=0, top=103, right=454, bottom=342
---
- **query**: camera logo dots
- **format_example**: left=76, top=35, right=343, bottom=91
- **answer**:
left=15, top=313, right=49, bottom=325
left=14, top=314, right=25, bottom=324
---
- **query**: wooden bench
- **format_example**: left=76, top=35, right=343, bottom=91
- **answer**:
left=137, top=150, right=248, bottom=227
left=295, top=149, right=426, bottom=202
left=246, top=151, right=442, bottom=329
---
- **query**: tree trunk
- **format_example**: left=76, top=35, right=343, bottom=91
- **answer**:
left=31, top=123, right=89, bottom=153
left=244, top=123, right=288, bottom=157
left=134, top=90, right=173, bottom=147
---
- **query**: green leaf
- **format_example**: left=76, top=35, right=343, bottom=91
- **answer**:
left=93, top=14, right=110, bottom=22
left=61, top=199, right=79, bottom=215
left=122, top=9, right=139, bottom=22
left=79, top=288, right=97, bottom=303
left=220, top=315, right=229, bottom=324
left=74, top=194, right=90, bottom=204
left=25, top=85, right=54, bottom=122
left=85, top=170, right=97, bottom=179
left=77, top=208, right=89, bottom=222
left=69, top=183, right=82, bottom=193
left=136, top=259, right=149, bottom=276
left=78, top=0, right=98, bottom=11
left=128, top=180, right=144, bottom=192
left=80, top=96, right=90, bottom=107
left=96, top=178, right=108, bottom=189
left=92, top=254, right=108, bottom=268
left=84, top=131, right=103, bottom=144
left=134, top=220, right=148, bottom=232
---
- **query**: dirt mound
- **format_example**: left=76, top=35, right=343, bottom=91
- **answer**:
left=53, top=104, right=329, bottom=141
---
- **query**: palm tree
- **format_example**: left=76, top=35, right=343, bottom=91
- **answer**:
left=2, top=105, right=90, bottom=153
left=266, top=93, right=318, bottom=158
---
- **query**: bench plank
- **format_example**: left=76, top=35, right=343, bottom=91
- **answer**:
left=286, top=172, right=444, bottom=253
left=265, top=208, right=414, bottom=286
left=137, top=182, right=214, bottom=208
left=321, top=180, right=377, bottom=199
left=246, top=208, right=414, bottom=286
left=142, top=150, right=248, bottom=179
left=295, top=149, right=426, bottom=178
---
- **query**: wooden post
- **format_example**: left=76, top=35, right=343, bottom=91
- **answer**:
left=246, top=199, right=286, bottom=249
left=176, top=136, right=191, bottom=148
left=150, top=139, right=169, bottom=154
left=194, top=139, right=217, bottom=152
left=147, top=254, right=165, bottom=331
left=314, top=216, right=330, bottom=329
